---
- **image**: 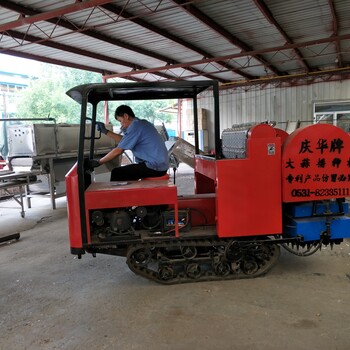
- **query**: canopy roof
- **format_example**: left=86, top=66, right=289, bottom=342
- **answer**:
left=1, top=0, right=350, bottom=89
left=66, top=80, right=217, bottom=104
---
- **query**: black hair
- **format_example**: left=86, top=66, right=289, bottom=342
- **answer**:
left=115, top=105, right=135, bottom=119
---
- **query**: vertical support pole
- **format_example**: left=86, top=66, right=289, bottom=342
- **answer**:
left=90, top=103, right=97, bottom=159
left=177, top=99, right=182, bottom=138
left=48, top=158, right=56, bottom=210
left=212, top=81, right=221, bottom=159
left=102, top=75, right=109, bottom=124
left=25, top=173, right=31, bottom=209
left=193, top=96, right=199, bottom=154
left=19, top=184, right=25, bottom=218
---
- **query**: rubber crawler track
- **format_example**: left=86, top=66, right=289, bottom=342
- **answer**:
left=126, top=237, right=281, bottom=284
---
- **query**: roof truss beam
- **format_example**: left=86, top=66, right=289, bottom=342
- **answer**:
left=0, top=0, right=179, bottom=64
left=0, top=0, right=114, bottom=32
left=0, top=47, right=112, bottom=76
left=100, top=3, right=254, bottom=80
left=0, top=0, right=228, bottom=83
left=253, top=0, right=310, bottom=72
left=3, top=29, right=175, bottom=81
left=328, top=0, right=342, bottom=67
left=1, top=47, right=145, bottom=82
left=221, top=68, right=350, bottom=90
left=172, top=0, right=281, bottom=76
left=103, top=33, right=350, bottom=79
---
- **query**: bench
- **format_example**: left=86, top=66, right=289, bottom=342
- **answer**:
left=0, top=172, right=39, bottom=218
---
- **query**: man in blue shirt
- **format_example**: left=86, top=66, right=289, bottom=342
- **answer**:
left=91, top=105, right=169, bottom=181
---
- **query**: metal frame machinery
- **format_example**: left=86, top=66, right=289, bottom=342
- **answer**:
left=5, top=121, right=117, bottom=209
left=65, top=81, right=350, bottom=284
left=65, top=81, right=220, bottom=255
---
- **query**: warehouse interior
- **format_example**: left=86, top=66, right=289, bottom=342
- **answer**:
left=1, top=1, right=350, bottom=349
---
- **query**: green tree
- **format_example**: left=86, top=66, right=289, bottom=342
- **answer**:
left=16, top=65, right=102, bottom=124
left=108, top=100, right=173, bottom=124
left=16, top=65, right=174, bottom=125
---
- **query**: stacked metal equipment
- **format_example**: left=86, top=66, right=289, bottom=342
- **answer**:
left=7, top=123, right=118, bottom=208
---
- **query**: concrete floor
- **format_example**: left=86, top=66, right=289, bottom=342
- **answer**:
left=1, top=165, right=350, bottom=350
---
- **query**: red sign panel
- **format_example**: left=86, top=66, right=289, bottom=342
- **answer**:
left=282, top=124, right=350, bottom=202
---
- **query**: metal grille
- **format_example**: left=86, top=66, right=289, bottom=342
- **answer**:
left=221, top=128, right=248, bottom=159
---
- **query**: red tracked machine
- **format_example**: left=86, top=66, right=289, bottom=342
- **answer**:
left=65, top=81, right=350, bottom=284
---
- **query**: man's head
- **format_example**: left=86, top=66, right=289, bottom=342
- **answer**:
left=115, top=105, right=135, bottom=130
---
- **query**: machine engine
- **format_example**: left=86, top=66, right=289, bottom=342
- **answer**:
left=90, top=206, right=190, bottom=239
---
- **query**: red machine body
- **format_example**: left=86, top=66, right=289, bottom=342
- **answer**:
left=65, top=81, right=350, bottom=284
left=195, top=124, right=282, bottom=237
left=282, top=123, right=350, bottom=202
left=66, top=123, right=283, bottom=250
left=66, top=164, right=83, bottom=251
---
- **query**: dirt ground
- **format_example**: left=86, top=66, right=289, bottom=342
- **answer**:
left=1, top=166, right=350, bottom=350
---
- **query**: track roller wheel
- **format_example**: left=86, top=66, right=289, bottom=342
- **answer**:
left=214, top=261, right=231, bottom=276
left=180, top=246, right=197, bottom=259
left=225, top=241, right=242, bottom=262
left=241, top=257, right=259, bottom=275
left=186, top=263, right=201, bottom=279
left=130, top=248, right=152, bottom=266
left=158, top=265, right=174, bottom=281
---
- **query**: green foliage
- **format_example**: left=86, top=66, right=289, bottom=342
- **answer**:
left=16, top=65, right=102, bottom=124
left=108, top=100, right=174, bottom=125
left=16, top=65, right=175, bottom=126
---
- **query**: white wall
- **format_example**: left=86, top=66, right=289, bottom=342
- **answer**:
left=194, top=79, right=350, bottom=149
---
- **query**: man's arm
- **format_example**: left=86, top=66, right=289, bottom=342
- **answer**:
left=99, top=147, right=124, bottom=164
left=105, top=129, right=123, bottom=143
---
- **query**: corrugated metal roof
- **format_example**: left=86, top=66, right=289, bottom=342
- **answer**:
left=1, top=0, right=350, bottom=88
